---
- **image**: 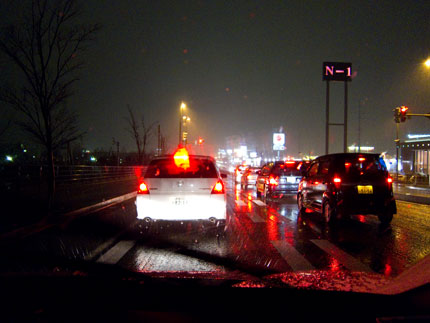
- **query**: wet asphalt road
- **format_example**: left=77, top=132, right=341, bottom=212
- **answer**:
left=2, top=175, right=430, bottom=280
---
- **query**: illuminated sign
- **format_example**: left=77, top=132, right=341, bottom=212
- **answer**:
left=407, top=134, right=430, bottom=139
left=273, top=133, right=285, bottom=151
left=322, top=62, right=352, bottom=81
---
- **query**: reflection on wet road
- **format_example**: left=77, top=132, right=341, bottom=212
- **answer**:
left=99, top=177, right=430, bottom=279
left=2, top=175, right=430, bottom=281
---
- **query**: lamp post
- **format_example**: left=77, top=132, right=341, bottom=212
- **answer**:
left=179, top=102, right=186, bottom=146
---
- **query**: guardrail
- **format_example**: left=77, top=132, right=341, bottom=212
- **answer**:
left=0, top=164, right=147, bottom=189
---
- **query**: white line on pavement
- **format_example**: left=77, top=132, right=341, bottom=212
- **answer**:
left=248, top=213, right=265, bottom=223
left=311, top=239, right=373, bottom=272
left=235, top=200, right=246, bottom=207
left=271, top=240, right=315, bottom=271
left=96, top=240, right=136, bottom=265
left=253, top=200, right=266, bottom=207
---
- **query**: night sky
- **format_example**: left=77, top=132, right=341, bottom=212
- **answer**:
left=3, top=0, right=430, bottom=157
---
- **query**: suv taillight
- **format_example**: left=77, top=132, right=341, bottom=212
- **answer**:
left=333, top=176, right=341, bottom=190
left=211, top=180, right=225, bottom=194
left=138, top=181, right=150, bottom=194
left=268, top=176, right=279, bottom=186
left=387, top=176, right=393, bottom=188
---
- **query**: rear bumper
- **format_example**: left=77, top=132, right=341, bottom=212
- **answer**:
left=335, top=195, right=396, bottom=215
left=136, top=194, right=227, bottom=221
left=269, top=184, right=299, bottom=195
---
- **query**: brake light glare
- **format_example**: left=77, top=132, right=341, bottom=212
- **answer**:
left=333, top=176, right=341, bottom=189
left=387, top=177, right=393, bottom=185
left=358, top=157, right=366, bottom=162
left=211, top=180, right=225, bottom=194
left=138, top=181, right=149, bottom=194
left=269, top=176, right=278, bottom=186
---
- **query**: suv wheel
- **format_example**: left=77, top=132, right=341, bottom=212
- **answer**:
left=323, top=201, right=336, bottom=224
left=297, top=193, right=305, bottom=213
left=378, top=211, right=393, bottom=225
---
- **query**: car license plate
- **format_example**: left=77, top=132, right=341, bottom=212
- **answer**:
left=172, top=197, right=188, bottom=206
left=357, top=185, right=373, bottom=194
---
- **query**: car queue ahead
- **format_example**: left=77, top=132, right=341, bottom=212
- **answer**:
left=234, top=164, right=249, bottom=183
left=256, top=160, right=303, bottom=200
left=297, top=153, right=396, bottom=225
left=135, top=148, right=227, bottom=224
left=240, top=166, right=261, bottom=189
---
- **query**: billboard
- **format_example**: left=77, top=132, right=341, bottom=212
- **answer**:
left=273, top=133, right=285, bottom=151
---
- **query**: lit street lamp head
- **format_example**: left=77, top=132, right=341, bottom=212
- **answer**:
left=424, top=58, right=430, bottom=68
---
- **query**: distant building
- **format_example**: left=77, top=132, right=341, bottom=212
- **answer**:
left=399, top=134, right=430, bottom=175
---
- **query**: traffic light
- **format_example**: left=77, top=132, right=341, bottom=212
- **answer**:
left=393, top=106, right=409, bottom=123
left=400, top=106, right=408, bottom=122
left=198, top=137, right=204, bottom=145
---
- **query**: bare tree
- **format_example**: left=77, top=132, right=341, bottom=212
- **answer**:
left=0, top=0, right=99, bottom=208
left=126, top=105, right=156, bottom=164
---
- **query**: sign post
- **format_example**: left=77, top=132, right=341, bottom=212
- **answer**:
left=322, top=62, right=352, bottom=154
left=273, top=133, right=285, bottom=160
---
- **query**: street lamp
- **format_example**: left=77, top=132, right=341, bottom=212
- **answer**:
left=424, top=58, right=430, bottom=69
left=179, top=102, right=186, bottom=145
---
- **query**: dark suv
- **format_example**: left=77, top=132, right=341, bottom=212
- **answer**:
left=256, top=161, right=303, bottom=200
left=297, top=153, right=396, bottom=225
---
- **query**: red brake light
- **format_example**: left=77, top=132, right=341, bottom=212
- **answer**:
left=269, top=176, right=278, bottom=186
left=358, top=157, right=366, bottom=162
left=333, top=176, right=341, bottom=189
left=211, top=180, right=225, bottom=194
left=387, top=177, right=393, bottom=184
left=285, top=161, right=295, bottom=164
left=138, top=181, right=149, bottom=194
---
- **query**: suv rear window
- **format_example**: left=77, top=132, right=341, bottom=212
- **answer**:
left=336, top=155, right=387, bottom=180
left=145, top=157, right=218, bottom=178
left=273, top=162, right=302, bottom=176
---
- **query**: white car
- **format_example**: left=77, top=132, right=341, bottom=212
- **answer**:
left=136, top=148, right=227, bottom=223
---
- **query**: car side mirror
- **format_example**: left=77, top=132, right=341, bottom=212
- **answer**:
left=221, top=173, right=227, bottom=178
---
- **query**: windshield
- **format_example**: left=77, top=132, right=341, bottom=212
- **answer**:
left=2, top=1, right=430, bottom=318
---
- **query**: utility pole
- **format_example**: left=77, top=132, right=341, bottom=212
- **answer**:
left=358, top=100, right=361, bottom=153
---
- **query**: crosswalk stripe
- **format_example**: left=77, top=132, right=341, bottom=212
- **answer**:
left=311, top=239, right=373, bottom=272
left=271, top=241, right=315, bottom=271
left=248, top=213, right=265, bottom=223
left=253, top=200, right=266, bottom=207
left=235, top=200, right=246, bottom=207
left=96, top=240, right=135, bottom=265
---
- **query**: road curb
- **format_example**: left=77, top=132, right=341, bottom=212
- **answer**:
left=394, top=193, right=430, bottom=205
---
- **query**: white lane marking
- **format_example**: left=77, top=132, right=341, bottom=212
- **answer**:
left=311, top=239, right=373, bottom=273
left=271, top=241, right=314, bottom=271
left=253, top=200, right=266, bottom=207
left=248, top=213, right=265, bottom=223
left=96, top=240, right=136, bottom=265
left=235, top=200, right=246, bottom=207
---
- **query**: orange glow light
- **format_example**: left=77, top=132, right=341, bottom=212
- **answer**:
left=212, top=180, right=225, bottom=194
left=358, top=157, right=366, bottom=162
left=138, top=182, right=149, bottom=194
left=173, top=148, right=190, bottom=169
